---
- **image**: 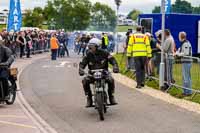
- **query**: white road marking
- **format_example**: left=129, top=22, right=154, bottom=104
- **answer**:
left=0, top=120, right=37, bottom=129
left=42, top=65, right=50, bottom=68
left=0, top=115, right=27, bottom=119
left=42, top=61, right=71, bottom=68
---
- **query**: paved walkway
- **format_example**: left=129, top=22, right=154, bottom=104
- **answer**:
left=0, top=54, right=50, bottom=133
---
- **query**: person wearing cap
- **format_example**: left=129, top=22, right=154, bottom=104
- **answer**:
left=0, top=35, right=14, bottom=98
left=79, top=38, right=119, bottom=107
left=129, top=26, right=152, bottom=89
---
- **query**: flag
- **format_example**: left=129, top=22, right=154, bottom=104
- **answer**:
left=165, top=0, right=171, bottom=13
left=7, top=0, right=22, bottom=32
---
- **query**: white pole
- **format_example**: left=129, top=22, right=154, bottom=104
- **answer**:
left=116, top=6, right=119, bottom=53
left=159, top=0, right=166, bottom=88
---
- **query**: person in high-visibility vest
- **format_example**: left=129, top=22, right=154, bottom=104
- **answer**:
left=101, top=33, right=109, bottom=50
left=126, top=30, right=134, bottom=70
left=130, top=26, right=152, bottom=88
left=50, top=34, right=59, bottom=60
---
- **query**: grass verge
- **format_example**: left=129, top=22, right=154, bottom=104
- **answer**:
left=113, top=53, right=200, bottom=104
left=117, top=25, right=136, bottom=32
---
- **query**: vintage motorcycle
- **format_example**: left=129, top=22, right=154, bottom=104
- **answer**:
left=0, top=67, right=18, bottom=105
left=86, top=69, right=112, bottom=121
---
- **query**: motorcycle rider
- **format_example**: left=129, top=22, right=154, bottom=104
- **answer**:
left=79, top=38, right=119, bottom=107
left=0, top=35, right=14, bottom=98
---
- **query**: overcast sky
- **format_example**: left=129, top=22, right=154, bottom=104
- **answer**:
left=0, top=0, right=200, bottom=14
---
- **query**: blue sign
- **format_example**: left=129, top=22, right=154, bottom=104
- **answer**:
left=165, top=0, right=171, bottom=13
left=7, top=0, right=22, bottom=32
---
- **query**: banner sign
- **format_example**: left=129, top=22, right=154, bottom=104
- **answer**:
left=165, top=0, right=171, bottom=13
left=7, top=0, right=22, bottom=32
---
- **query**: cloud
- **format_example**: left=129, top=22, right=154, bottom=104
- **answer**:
left=0, top=0, right=200, bottom=14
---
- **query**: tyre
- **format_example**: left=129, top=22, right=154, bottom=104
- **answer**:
left=6, top=82, right=17, bottom=105
left=103, top=92, right=107, bottom=113
left=96, top=92, right=104, bottom=121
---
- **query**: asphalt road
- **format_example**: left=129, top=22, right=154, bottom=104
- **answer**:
left=19, top=54, right=200, bottom=133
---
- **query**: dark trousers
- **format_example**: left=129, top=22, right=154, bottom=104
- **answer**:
left=0, top=78, right=8, bottom=98
left=20, top=45, right=25, bottom=58
left=63, top=44, right=69, bottom=57
left=82, top=75, right=115, bottom=97
left=134, top=56, right=147, bottom=86
left=26, top=46, right=30, bottom=58
left=51, top=49, right=58, bottom=60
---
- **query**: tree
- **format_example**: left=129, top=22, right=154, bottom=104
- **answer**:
left=152, top=0, right=194, bottom=14
left=43, top=0, right=91, bottom=31
left=193, top=6, right=200, bottom=14
left=23, top=7, right=44, bottom=28
left=152, top=6, right=160, bottom=13
left=127, top=9, right=142, bottom=20
left=172, top=0, right=193, bottom=14
left=91, top=2, right=116, bottom=31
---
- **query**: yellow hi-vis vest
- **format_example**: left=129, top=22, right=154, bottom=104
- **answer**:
left=127, top=35, right=133, bottom=57
left=130, top=33, right=152, bottom=57
left=104, top=35, right=109, bottom=46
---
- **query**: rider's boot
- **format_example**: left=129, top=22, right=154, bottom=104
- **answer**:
left=86, top=90, right=93, bottom=107
left=108, top=89, right=117, bottom=105
left=109, top=95, right=117, bottom=105
left=86, top=95, right=93, bottom=107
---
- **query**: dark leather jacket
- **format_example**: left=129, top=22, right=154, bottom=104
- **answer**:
left=79, top=49, right=118, bottom=71
left=0, top=44, right=14, bottom=78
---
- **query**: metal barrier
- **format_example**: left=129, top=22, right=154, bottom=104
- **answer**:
left=170, top=55, right=200, bottom=97
left=13, top=40, right=50, bottom=58
left=146, top=53, right=200, bottom=99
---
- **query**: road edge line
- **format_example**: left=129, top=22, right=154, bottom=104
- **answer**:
left=15, top=54, right=58, bottom=133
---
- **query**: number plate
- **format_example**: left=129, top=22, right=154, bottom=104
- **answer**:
left=96, top=87, right=103, bottom=92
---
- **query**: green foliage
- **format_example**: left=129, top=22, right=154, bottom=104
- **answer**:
left=23, top=0, right=92, bottom=31
left=152, top=6, right=160, bottom=13
left=45, top=0, right=91, bottom=31
left=172, top=0, right=193, bottom=13
left=193, top=6, right=200, bottom=14
left=127, top=9, right=142, bottom=20
left=23, top=7, right=44, bottom=28
left=113, top=53, right=200, bottom=104
left=91, top=2, right=116, bottom=31
left=0, top=24, right=6, bottom=31
left=152, top=0, right=200, bottom=14
left=117, top=25, right=135, bottom=32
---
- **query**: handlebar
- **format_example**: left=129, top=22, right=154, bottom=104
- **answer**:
left=0, top=64, right=8, bottom=69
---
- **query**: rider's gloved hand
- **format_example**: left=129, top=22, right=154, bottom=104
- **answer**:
left=113, top=66, right=119, bottom=73
left=0, top=62, right=9, bottom=68
left=79, top=68, right=85, bottom=76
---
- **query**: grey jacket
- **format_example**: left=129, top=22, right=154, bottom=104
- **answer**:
left=163, top=35, right=175, bottom=59
left=177, top=40, right=192, bottom=63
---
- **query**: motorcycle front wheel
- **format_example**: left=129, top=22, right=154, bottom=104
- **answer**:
left=96, top=92, right=104, bottom=121
left=6, top=82, right=17, bottom=105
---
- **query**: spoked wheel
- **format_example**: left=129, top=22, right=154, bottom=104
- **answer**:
left=6, top=82, right=17, bottom=105
left=103, top=92, right=107, bottom=113
left=96, top=92, right=104, bottom=121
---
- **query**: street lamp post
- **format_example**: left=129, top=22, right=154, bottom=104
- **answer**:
left=159, top=0, right=166, bottom=88
left=114, top=0, right=121, bottom=53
